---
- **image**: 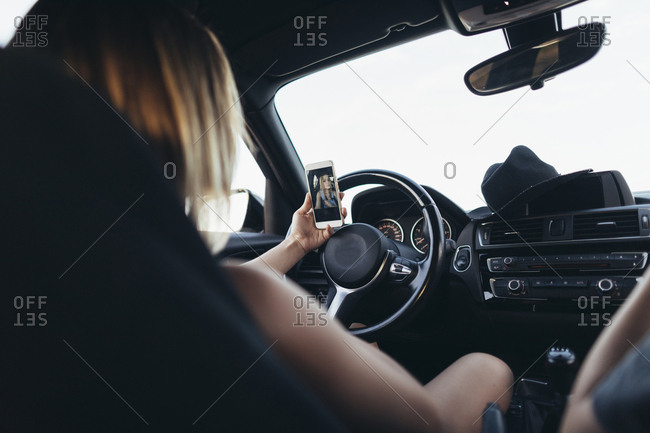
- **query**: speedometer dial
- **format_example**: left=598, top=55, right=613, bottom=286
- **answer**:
left=375, top=219, right=404, bottom=242
left=411, top=217, right=452, bottom=254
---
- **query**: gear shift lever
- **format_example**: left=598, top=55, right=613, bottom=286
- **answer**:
left=540, top=346, right=577, bottom=433
left=546, top=346, right=576, bottom=397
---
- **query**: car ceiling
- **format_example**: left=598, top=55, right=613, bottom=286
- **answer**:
left=184, top=0, right=449, bottom=106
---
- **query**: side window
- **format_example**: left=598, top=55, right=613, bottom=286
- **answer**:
left=197, top=140, right=266, bottom=233
left=228, top=140, right=267, bottom=231
left=231, top=140, right=266, bottom=200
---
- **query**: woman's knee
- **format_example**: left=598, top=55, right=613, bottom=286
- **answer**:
left=458, top=353, right=514, bottom=388
left=456, top=353, right=514, bottom=413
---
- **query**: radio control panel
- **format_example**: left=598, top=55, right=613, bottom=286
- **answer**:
left=487, top=252, right=647, bottom=273
left=489, top=276, right=640, bottom=300
left=484, top=252, right=647, bottom=301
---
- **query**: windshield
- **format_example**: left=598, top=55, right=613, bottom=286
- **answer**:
left=275, top=0, right=650, bottom=211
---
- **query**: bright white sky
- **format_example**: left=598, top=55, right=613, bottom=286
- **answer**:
left=3, top=1, right=649, bottom=213
left=276, top=0, right=650, bottom=210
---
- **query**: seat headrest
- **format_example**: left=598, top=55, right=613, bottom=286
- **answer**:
left=1, top=48, right=347, bottom=432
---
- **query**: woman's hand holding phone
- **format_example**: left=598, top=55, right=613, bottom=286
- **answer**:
left=245, top=161, right=345, bottom=275
left=291, top=192, right=347, bottom=253
left=244, top=192, right=346, bottom=276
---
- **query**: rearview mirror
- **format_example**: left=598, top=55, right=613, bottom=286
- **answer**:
left=465, top=23, right=606, bottom=96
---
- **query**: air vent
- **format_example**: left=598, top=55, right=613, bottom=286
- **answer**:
left=573, top=210, right=640, bottom=240
left=293, top=252, right=329, bottom=303
left=483, top=218, right=544, bottom=245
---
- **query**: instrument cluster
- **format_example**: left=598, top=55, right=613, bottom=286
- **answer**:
left=373, top=216, right=452, bottom=254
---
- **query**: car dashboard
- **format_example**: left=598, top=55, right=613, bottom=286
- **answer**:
left=348, top=182, right=650, bottom=314
left=291, top=175, right=650, bottom=343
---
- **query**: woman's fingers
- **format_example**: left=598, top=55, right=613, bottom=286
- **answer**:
left=297, top=193, right=311, bottom=215
left=338, top=192, right=347, bottom=220
left=320, top=224, right=334, bottom=241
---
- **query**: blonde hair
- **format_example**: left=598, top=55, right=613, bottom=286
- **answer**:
left=40, top=1, right=244, bottom=251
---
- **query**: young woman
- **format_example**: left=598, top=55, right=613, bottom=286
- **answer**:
left=28, top=2, right=514, bottom=431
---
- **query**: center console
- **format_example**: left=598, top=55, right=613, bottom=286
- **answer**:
left=451, top=206, right=650, bottom=304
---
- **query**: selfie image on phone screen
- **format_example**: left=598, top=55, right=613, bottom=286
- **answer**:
left=306, top=165, right=342, bottom=225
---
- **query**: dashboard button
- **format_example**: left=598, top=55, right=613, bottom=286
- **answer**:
left=549, top=219, right=565, bottom=236
left=597, top=279, right=615, bottom=293
left=507, top=280, right=523, bottom=294
left=487, top=258, right=504, bottom=272
left=454, top=247, right=471, bottom=271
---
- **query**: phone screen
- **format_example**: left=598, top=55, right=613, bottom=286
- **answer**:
left=306, top=166, right=342, bottom=223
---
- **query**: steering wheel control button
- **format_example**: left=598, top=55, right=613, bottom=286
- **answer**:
left=389, top=262, right=412, bottom=282
left=597, top=278, right=615, bottom=293
left=453, top=245, right=472, bottom=272
left=389, top=256, right=417, bottom=282
left=390, top=263, right=411, bottom=275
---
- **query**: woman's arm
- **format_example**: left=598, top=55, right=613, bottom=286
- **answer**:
left=244, top=193, right=345, bottom=275
left=570, top=271, right=650, bottom=401
left=560, top=269, right=650, bottom=433
left=314, top=191, right=323, bottom=209
left=225, top=263, right=445, bottom=433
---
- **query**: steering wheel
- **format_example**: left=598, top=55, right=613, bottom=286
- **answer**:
left=320, top=169, right=447, bottom=339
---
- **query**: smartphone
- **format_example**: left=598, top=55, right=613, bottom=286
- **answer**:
left=305, top=160, right=344, bottom=229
